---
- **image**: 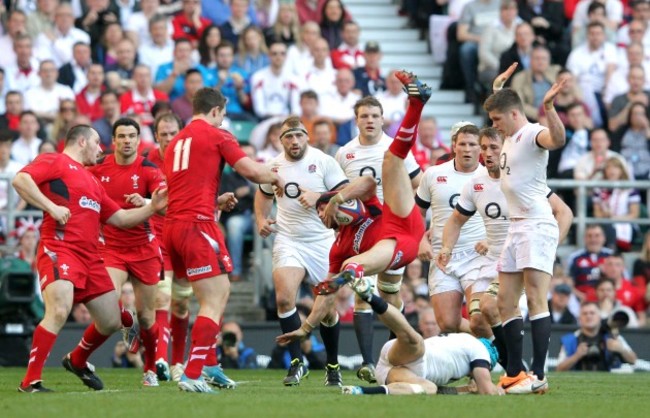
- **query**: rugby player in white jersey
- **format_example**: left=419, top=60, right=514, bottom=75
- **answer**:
left=415, top=123, right=487, bottom=333
left=255, top=116, right=349, bottom=386
left=334, top=95, right=422, bottom=383
left=339, top=278, right=503, bottom=396
left=436, top=127, right=573, bottom=369
left=482, top=63, right=567, bottom=394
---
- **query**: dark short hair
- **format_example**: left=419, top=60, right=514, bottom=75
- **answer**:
left=151, top=100, right=171, bottom=118
left=454, top=124, right=480, bottom=141
left=216, top=40, right=235, bottom=53
left=112, top=117, right=141, bottom=137
left=353, top=96, right=383, bottom=117
left=595, top=278, right=616, bottom=290
left=65, top=124, right=96, bottom=146
left=19, top=110, right=38, bottom=121
left=483, top=88, right=525, bottom=114
left=192, top=88, right=227, bottom=115
left=154, top=112, right=183, bottom=136
left=479, top=127, right=501, bottom=142
left=185, top=68, right=202, bottom=79
left=174, top=37, right=192, bottom=48
left=587, top=21, right=605, bottom=32
left=313, top=119, right=331, bottom=130
left=0, top=129, right=14, bottom=144
left=100, top=90, right=118, bottom=101
left=587, top=1, right=606, bottom=15
left=300, top=90, right=319, bottom=101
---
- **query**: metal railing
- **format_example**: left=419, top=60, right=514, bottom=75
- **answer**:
left=547, top=179, right=650, bottom=249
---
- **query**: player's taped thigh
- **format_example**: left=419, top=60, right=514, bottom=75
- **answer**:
left=378, top=278, right=402, bottom=294
left=171, top=280, right=193, bottom=300
left=157, top=271, right=173, bottom=296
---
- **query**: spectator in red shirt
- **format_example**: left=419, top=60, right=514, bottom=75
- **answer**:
left=601, top=253, right=647, bottom=326
left=120, top=65, right=169, bottom=131
left=172, top=0, right=211, bottom=47
left=411, top=116, right=450, bottom=170
left=76, top=64, right=105, bottom=122
left=331, top=21, right=364, bottom=70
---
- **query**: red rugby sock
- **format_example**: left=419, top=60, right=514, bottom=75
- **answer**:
left=21, top=325, right=57, bottom=386
left=184, top=316, right=219, bottom=379
left=70, top=323, right=110, bottom=369
left=155, top=310, right=170, bottom=362
left=140, top=323, right=159, bottom=372
left=170, top=313, right=189, bottom=365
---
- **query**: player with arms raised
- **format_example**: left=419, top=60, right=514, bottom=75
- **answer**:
left=15, top=125, right=167, bottom=392
left=164, top=88, right=283, bottom=393
left=483, top=63, right=566, bottom=394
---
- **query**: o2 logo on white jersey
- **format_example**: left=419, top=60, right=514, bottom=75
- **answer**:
left=359, top=166, right=381, bottom=185
left=448, top=193, right=460, bottom=209
left=485, top=202, right=507, bottom=220
left=284, top=182, right=301, bottom=198
left=79, top=196, right=101, bottom=213
left=499, top=153, right=511, bottom=175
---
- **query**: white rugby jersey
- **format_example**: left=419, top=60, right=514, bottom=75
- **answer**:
left=421, top=333, right=491, bottom=386
left=335, top=133, right=421, bottom=203
left=259, top=146, right=348, bottom=241
left=416, top=160, right=486, bottom=253
left=500, top=122, right=553, bottom=219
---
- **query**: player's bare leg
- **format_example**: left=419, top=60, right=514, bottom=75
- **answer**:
left=19, top=280, right=74, bottom=392
left=430, top=290, right=464, bottom=332
left=467, top=289, right=492, bottom=338
left=274, top=266, right=311, bottom=386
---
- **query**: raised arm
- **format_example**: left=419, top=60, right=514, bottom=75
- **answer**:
left=536, top=80, right=568, bottom=150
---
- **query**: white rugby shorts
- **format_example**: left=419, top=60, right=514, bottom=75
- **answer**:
left=497, top=219, right=558, bottom=276
left=272, top=234, right=334, bottom=286
left=428, top=248, right=481, bottom=296
left=375, top=339, right=426, bottom=386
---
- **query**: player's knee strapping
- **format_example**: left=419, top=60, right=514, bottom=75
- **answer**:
left=157, top=273, right=173, bottom=296
left=469, top=298, right=481, bottom=317
left=377, top=278, right=402, bottom=295
left=171, top=281, right=193, bottom=300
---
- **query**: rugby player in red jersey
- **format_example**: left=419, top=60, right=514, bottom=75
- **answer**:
left=163, top=88, right=283, bottom=393
left=88, top=117, right=167, bottom=387
left=15, top=125, right=167, bottom=392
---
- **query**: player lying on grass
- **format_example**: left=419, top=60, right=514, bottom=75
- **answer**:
left=340, top=277, right=503, bottom=395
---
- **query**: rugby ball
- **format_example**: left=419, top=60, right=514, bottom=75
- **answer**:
left=335, top=198, right=369, bottom=226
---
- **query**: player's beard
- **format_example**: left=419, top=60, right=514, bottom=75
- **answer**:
left=286, top=144, right=307, bottom=161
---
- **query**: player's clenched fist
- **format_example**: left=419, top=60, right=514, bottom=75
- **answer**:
left=49, top=205, right=71, bottom=225
left=258, top=218, right=276, bottom=238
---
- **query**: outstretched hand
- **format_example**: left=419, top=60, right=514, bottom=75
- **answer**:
left=150, top=188, right=168, bottom=213
left=542, top=78, right=567, bottom=109
left=493, top=63, right=518, bottom=92
left=276, top=327, right=308, bottom=346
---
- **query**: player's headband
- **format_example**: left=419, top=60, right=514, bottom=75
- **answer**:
left=280, top=127, right=308, bottom=140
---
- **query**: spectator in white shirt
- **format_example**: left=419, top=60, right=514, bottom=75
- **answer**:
left=318, top=68, right=360, bottom=124
left=572, top=0, right=624, bottom=33
left=286, top=21, right=321, bottom=77
left=251, top=41, right=301, bottom=119
left=375, top=70, right=407, bottom=125
left=302, top=37, right=336, bottom=99
left=11, top=111, right=43, bottom=165
left=126, top=0, right=171, bottom=46
left=616, top=1, right=650, bottom=50
left=566, top=21, right=618, bottom=128
left=4, top=35, right=41, bottom=95
left=138, top=14, right=175, bottom=79
left=0, top=10, right=29, bottom=70
left=0, top=134, right=25, bottom=211
left=605, top=43, right=650, bottom=106
left=24, top=60, right=75, bottom=124
left=57, top=42, right=92, bottom=94
left=34, top=3, right=91, bottom=68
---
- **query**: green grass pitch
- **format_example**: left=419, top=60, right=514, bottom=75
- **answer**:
left=1, top=369, right=648, bottom=418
